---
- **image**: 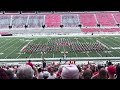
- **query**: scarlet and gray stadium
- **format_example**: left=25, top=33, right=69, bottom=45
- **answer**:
left=0, top=11, right=120, bottom=79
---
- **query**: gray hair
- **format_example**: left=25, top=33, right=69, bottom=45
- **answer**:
left=16, top=65, right=34, bottom=79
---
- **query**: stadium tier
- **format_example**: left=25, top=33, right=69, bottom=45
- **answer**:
left=95, top=13, right=116, bottom=26
left=45, top=14, right=61, bottom=27
left=79, top=13, right=97, bottom=26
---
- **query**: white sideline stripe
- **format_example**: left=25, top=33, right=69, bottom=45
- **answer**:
left=68, top=37, right=78, bottom=57
left=94, top=37, right=114, bottom=57
left=4, top=40, right=26, bottom=59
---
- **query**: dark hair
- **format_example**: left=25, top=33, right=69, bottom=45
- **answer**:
left=108, top=61, right=112, bottom=66
left=83, top=69, right=92, bottom=79
left=28, top=60, right=31, bottom=62
left=6, top=70, right=14, bottom=79
left=0, top=68, right=9, bottom=79
left=38, top=68, right=42, bottom=73
left=116, top=65, right=120, bottom=79
left=99, top=68, right=108, bottom=79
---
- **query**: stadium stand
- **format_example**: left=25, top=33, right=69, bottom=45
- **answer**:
left=95, top=13, right=116, bottom=26
left=81, top=28, right=101, bottom=32
left=100, top=28, right=120, bottom=32
left=27, top=15, right=44, bottom=28
left=62, top=14, right=79, bottom=27
left=45, top=14, right=61, bottom=27
left=0, top=12, right=120, bottom=79
left=113, top=13, right=120, bottom=24
left=12, top=15, right=27, bottom=28
left=79, top=13, right=97, bottom=27
left=0, top=15, right=11, bottom=28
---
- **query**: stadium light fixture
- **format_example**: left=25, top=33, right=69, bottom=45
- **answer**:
left=116, top=23, right=120, bottom=27
left=60, top=25, right=64, bottom=28
left=97, top=24, right=101, bottom=27
left=42, top=25, right=45, bottom=28
left=78, top=24, right=82, bottom=28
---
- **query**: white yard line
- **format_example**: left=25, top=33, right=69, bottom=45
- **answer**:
left=20, top=40, right=32, bottom=52
left=95, top=37, right=115, bottom=57
left=80, top=37, right=90, bottom=57
left=68, top=37, right=78, bottom=57
left=4, top=40, right=26, bottom=59
left=0, top=39, right=16, bottom=49
left=0, top=38, right=10, bottom=46
left=0, top=39, right=20, bottom=55
left=109, top=37, right=120, bottom=46
left=89, top=38, right=102, bottom=57
left=28, top=38, right=39, bottom=58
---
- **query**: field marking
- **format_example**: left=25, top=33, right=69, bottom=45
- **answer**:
left=28, top=38, right=40, bottom=58
left=108, top=37, right=120, bottom=47
left=104, top=37, right=120, bottom=55
left=4, top=40, right=27, bottom=59
left=80, top=37, right=90, bottom=57
left=96, top=40, right=109, bottom=50
left=95, top=37, right=114, bottom=57
left=76, top=37, right=90, bottom=57
left=68, top=37, right=78, bottom=57
left=0, top=39, right=20, bottom=59
left=89, top=38, right=102, bottom=57
left=0, top=39, right=16, bottom=49
left=0, top=38, right=10, bottom=46
left=20, top=40, right=33, bottom=52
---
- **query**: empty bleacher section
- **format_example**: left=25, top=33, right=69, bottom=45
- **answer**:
left=0, top=15, right=10, bottom=28
left=62, top=14, right=79, bottom=27
left=27, top=15, right=44, bottom=28
left=113, top=13, right=120, bottom=24
left=0, top=12, right=120, bottom=34
left=100, top=28, right=120, bottom=32
left=95, top=13, right=116, bottom=26
left=45, top=14, right=61, bottom=27
left=81, top=28, right=101, bottom=33
left=12, top=15, right=27, bottom=28
left=79, top=13, right=97, bottom=27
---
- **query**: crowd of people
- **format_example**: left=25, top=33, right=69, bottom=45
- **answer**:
left=21, top=38, right=107, bottom=54
left=0, top=59, right=120, bottom=79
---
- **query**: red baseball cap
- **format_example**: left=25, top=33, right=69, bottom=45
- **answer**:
left=107, top=65, right=116, bottom=74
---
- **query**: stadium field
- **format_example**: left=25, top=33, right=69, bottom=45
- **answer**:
left=0, top=36, right=120, bottom=59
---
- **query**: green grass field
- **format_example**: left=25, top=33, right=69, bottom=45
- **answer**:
left=1, top=36, right=120, bottom=59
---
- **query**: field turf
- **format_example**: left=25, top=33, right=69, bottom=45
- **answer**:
left=0, top=36, right=120, bottom=59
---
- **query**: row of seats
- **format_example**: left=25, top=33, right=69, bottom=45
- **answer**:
left=81, top=28, right=120, bottom=32
left=0, top=12, right=120, bottom=28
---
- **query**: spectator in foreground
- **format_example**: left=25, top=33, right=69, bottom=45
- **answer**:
left=6, top=69, right=16, bottom=79
left=82, top=69, right=93, bottom=79
left=38, top=68, right=43, bottom=79
left=0, top=68, right=9, bottom=79
left=116, top=65, right=120, bottom=79
left=16, top=65, right=34, bottom=79
left=48, top=68, right=56, bottom=79
left=107, top=65, right=116, bottom=79
left=61, top=65, right=80, bottom=79
left=91, top=68, right=108, bottom=79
